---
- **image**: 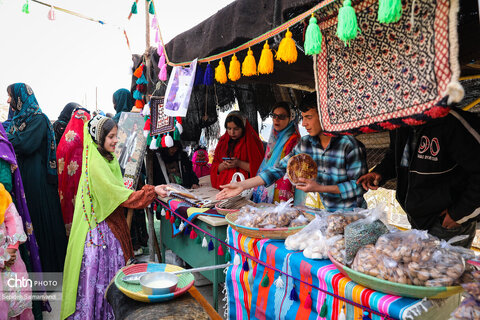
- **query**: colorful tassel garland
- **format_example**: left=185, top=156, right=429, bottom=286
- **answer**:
left=47, top=6, right=55, bottom=20
left=242, top=48, right=257, bottom=77
left=215, top=59, right=228, bottom=84
left=217, top=245, right=224, bottom=256
left=257, top=41, right=274, bottom=75
left=195, top=234, right=202, bottom=244
left=203, top=63, right=214, bottom=85
left=233, top=254, right=241, bottom=266
left=148, top=1, right=155, bottom=14
left=133, top=64, right=144, bottom=78
left=378, top=0, right=403, bottom=24
left=179, top=221, right=185, bottom=232
left=276, top=29, right=297, bottom=64
left=208, top=239, right=214, bottom=252
left=228, top=54, right=241, bottom=81
left=304, top=15, right=323, bottom=55
left=225, top=249, right=231, bottom=262
left=165, top=135, right=174, bottom=147
left=189, top=229, right=197, bottom=239
left=336, top=0, right=360, bottom=46
left=22, top=0, right=29, bottom=14
left=131, top=2, right=138, bottom=14
left=194, top=65, right=204, bottom=85
left=304, top=293, right=312, bottom=309
left=319, top=298, right=328, bottom=317
left=165, top=210, right=170, bottom=220
left=169, top=215, right=175, bottom=224
left=202, top=236, right=208, bottom=248
left=242, top=260, right=249, bottom=272
left=289, top=286, right=298, bottom=301
left=261, top=274, right=270, bottom=287
left=159, top=64, right=167, bottom=81
left=274, top=275, right=284, bottom=288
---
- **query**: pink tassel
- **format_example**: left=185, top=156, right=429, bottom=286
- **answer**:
left=159, top=64, right=167, bottom=81
left=157, top=45, right=163, bottom=56
left=155, top=30, right=160, bottom=43
left=158, top=54, right=166, bottom=69
left=151, top=15, right=157, bottom=29
left=218, top=245, right=224, bottom=256
left=304, top=293, right=313, bottom=309
left=48, top=6, right=55, bottom=20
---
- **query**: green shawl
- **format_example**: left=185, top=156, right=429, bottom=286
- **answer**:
left=60, top=124, right=133, bottom=319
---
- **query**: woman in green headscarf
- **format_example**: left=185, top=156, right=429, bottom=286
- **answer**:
left=61, top=115, right=167, bottom=319
left=112, top=89, right=134, bottom=123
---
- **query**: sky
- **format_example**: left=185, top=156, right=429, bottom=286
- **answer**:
left=0, top=0, right=234, bottom=119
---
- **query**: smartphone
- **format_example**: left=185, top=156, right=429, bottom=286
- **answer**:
left=222, top=157, right=233, bottom=161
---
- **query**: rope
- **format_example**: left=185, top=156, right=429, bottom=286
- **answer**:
left=151, top=0, right=338, bottom=67
left=155, top=199, right=393, bottom=319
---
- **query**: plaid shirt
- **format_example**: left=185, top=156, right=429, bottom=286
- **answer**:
left=258, top=135, right=367, bottom=211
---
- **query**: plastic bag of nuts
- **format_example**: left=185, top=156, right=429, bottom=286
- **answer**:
left=325, top=210, right=366, bottom=237
left=450, top=271, right=480, bottom=319
left=329, top=236, right=346, bottom=264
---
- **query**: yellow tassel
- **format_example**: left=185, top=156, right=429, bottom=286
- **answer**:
left=258, top=41, right=274, bottom=75
left=228, top=54, right=241, bottom=81
left=276, top=28, right=297, bottom=64
left=242, top=48, right=257, bottom=77
left=215, top=59, right=228, bottom=84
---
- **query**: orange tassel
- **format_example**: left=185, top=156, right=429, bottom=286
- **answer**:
left=215, top=59, right=228, bottom=84
left=135, top=99, right=144, bottom=109
left=242, top=48, right=257, bottom=77
left=276, top=29, right=297, bottom=64
left=258, top=41, right=274, bottom=74
left=133, top=64, right=144, bottom=78
left=228, top=54, right=241, bottom=81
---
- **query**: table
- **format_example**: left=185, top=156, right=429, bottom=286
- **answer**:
left=106, top=283, right=222, bottom=320
left=226, top=227, right=461, bottom=320
left=159, top=199, right=228, bottom=311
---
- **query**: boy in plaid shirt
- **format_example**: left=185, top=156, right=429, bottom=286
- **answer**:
left=217, top=93, right=367, bottom=211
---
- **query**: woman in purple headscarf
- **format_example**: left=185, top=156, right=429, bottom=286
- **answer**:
left=0, top=124, right=51, bottom=316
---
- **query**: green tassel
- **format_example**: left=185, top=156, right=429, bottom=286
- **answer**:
left=319, top=298, right=328, bottom=317
left=378, top=0, right=403, bottom=24
left=261, top=274, right=270, bottom=287
left=146, top=134, right=152, bottom=146
left=195, top=235, right=202, bottom=244
left=304, top=15, right=322, bottom=55
left=148, top=1, right=155, bottom=15
left=225, top=249, right=231, bottom=263
left=22, top=0, right=29, bottom=14
left=156, top=135, right=162, bottom=148
left=173, top=127, right=180, bottom=141
left=131, top=1, right=138, bottom=14
left=336, top=0, right=360, bottom=46
left=174, top=218, right=181, bottom=228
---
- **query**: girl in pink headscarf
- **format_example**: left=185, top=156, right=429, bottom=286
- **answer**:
left=192, top=147, right=211, bottom=178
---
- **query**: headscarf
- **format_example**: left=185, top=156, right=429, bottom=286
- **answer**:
left=192, top=148, right=211, bottom=178
left=210, top=111, right=264, bottom=189
left=61, top=115, right=133, bottom=320
left=0, top=125, right=49, bottom=310
left=53, top=103, right=80, bottom=145
left=56, top=109, right=91, bottom=235
left=252, top=107, right=300, bottom=203
left=6, top=83, right=58, bottom=181
left=112, top=89, right=134, bottom=123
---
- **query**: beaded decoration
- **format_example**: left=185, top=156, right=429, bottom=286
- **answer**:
left=81, top=143, right=107, bottom=249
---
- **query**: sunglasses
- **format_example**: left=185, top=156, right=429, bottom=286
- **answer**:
left=270, top=113, right=288, bottom=120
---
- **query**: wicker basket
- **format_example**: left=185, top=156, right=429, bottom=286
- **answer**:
left=225, top=211, right=314, bottom=239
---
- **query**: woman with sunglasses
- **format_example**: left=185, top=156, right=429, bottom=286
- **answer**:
left=252, top=102, right=300, bottom=203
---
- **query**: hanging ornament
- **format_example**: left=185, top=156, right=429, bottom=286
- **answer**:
left=135, top=99, right=145, bottom=109
left=304, top=14, right=323, bottom=55
left=261, top=274, right=270, bottom=287
left=194, top=64, right=205, bottom=86
left=233, top=254, right=241, bottom=266
left=164, top=134, right=174, bottom=147
left=338, top=305, right=346, bottom=320
left=203, top=63, right=214, bottom=85
left=143, top=117, right=151, bottom=137
left=378, top=0, right=403, bottom=24
left=165, top=210, right=171, bottom=220
left=208, top=239, right=214, bottom=251
left=304, top=292, right=313, bottom=309
left=158, top=54, right=166, bottom=69
left=160, top=135, right=167, bottom=148
left=274, top=275, right=284, bottom=288
left=131, top=1, right=138, bottom=15
left=179, top=221, right=185, bottom=232
left=149, top=136, right=158, bottom=150
left=159, top=64, right=167, bottom=81
left=228, top=54, right=241, bottom=81
left=160, top=208, right=166, bottom=216
left=215, top=59, right=228, bottom=84
left=217, top=244, right=224, bottom=256
left=275, top=29, right=297, bottom=63
left=141, top=102, right=150, bottom=117
left=225, top=249, right=231, bottom=262
left=257, top=41, right=274, bottom=74
left=174, top=218, right=181, bottom=228
left=189, top=229, right=197, bottom=240
left=175, top=122, right=183, bottom=134
left=22, top=0, right=29, bottom=14
left=242, top=260, right=249, bottom=272
left=151, top=15, right=158, bottom=29
left=47, top=5, right=55, bottom=20
left=157, top=44, right=163, bottom=56
left=202, top=236, right=208, bottom=248
left=241, top=48, right=257, bottom=77
left=183, top=226, right=190, bottom=236
left=169, top=215, right=175, bottom=224
left=133, top=64, right=144, bottom=78
left=319, top=298, right=328, bottom=317
left=156, top=134, right=162, bottom=148
left=289, top=286, right=299, bottom=301
left=148, top=1, right=155, bottom=14
left=195, top=234, right=202, bottom=244
left=336, top=0, right=360, bottom=46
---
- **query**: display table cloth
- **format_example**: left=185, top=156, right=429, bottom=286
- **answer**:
left=226, top=228, right=460, bottom=320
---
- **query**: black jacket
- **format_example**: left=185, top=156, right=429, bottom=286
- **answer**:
left=374, top=109, right=480, bottom=230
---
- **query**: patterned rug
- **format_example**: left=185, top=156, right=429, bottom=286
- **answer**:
left=314, top=0, right=461, bottom=134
